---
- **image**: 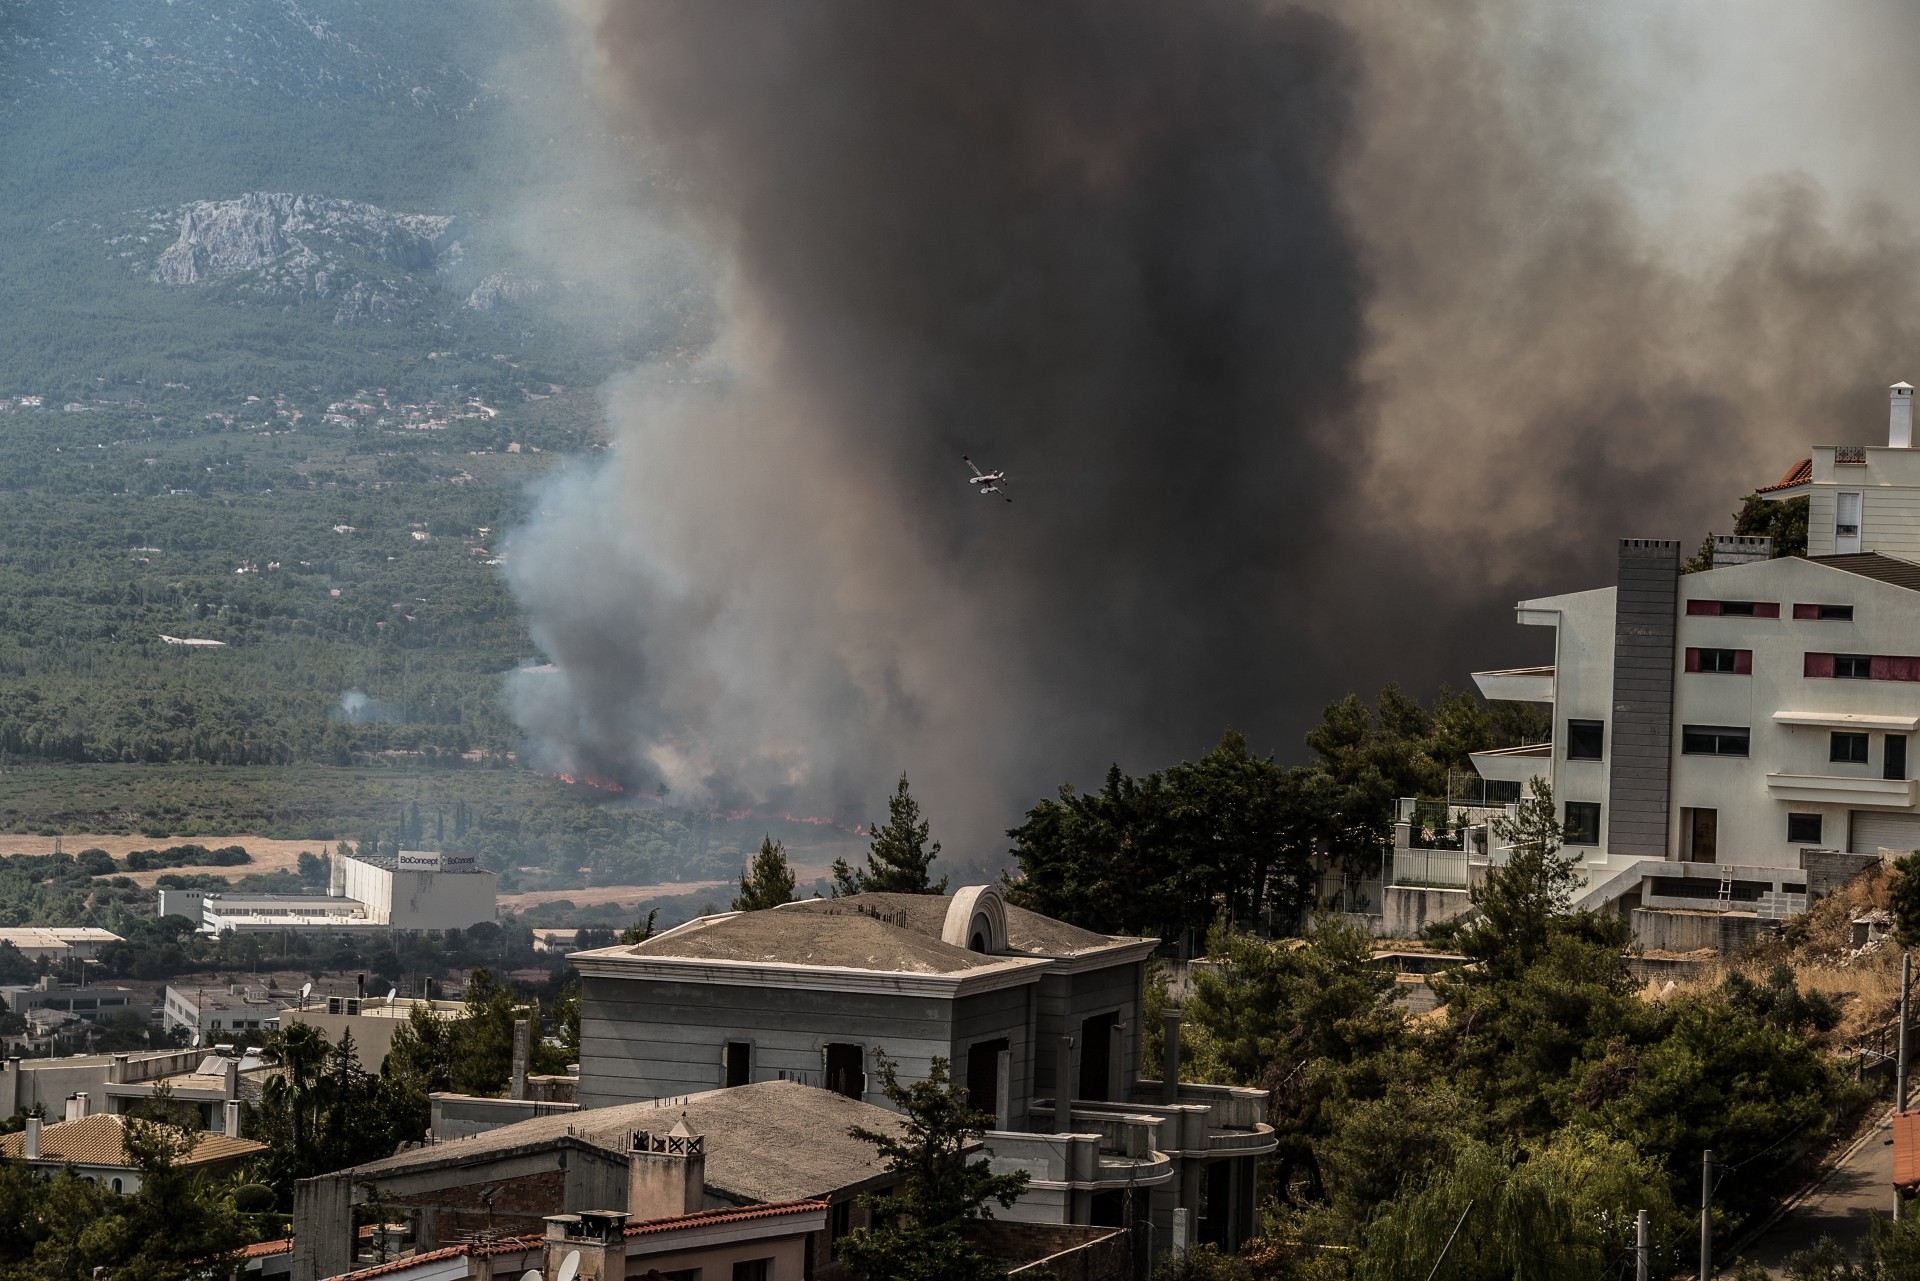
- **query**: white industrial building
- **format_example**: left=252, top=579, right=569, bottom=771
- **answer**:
left=162, top=850, right=496, bottom=936
left=1454, top=382, right=1920, bottom=942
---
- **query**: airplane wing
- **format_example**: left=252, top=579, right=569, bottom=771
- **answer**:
left=963, top=454, right=986, bottom=479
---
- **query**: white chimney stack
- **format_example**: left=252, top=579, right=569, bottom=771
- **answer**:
left=1892, top=381, right=1914, bottom=447
left=64, top=1095, right=80, bottom=1122
left=24, top=1115, right=40, bottom=1159
left=224, top=1099, right=242, bottom=1137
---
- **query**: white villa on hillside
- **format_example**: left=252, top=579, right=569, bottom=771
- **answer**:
left=1458, top=383, right=1920, bottom=941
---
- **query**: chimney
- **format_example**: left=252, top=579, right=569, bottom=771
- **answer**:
left=1893, top=381, right=1915, bottom=448
left=627, top=1119, right=706, bottom=1220
left=1162, top=1009, right=1183, bottom=1105
left=1054, top=1036, right=1075, bottom=1134
left=544, top=1210, right=629, bottom=1281
left=224, top=1098, right=242, bottom=1137
left=510, top=1018, right=531, bottom=1101
left=108, top=1054, right=128, bottom=1085
left=24, top=1114, right=39, bottom=1159
left=222, top=1058, right=239, bottom=1098
left=65, top=1093, right=88, bottom=1121
left=329, top=852, right=346, bottom=897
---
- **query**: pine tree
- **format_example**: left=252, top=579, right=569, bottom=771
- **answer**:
left=837, top=1053, right=1028, bottom=1281
left=733, top=836, right=798, bottom=912
left=833, top=774, right=949, bottom=896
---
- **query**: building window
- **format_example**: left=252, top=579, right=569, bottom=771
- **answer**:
left=1832, top=732, right=1870, bottom=763
left=1681, top=725, right=1750, bottom=757
left=830, top=1199, right=853, bottom=1258
left=110, top=1178, right=123, bottom=1193
left=1566, top=720, right=1604, bottom=761
left=1835, top=653, right=1873, bottom=679
left=1686, top=648, right=1751, bottom=674
left=733, top=1262, right=772, bottom=1281
left=1787, top=813, right=1823, bottom=844
left=1687, top=600, right=1779, bottom=618
left=1563, top=802, right=1601, bottom=845
left=725, top=1041, right=751, bottom=1089
left=1793, top=604, right=1855, bottom=621
left=1837, top=490, right=1863, bottom=543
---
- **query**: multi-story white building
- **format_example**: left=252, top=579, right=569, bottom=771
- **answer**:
left=1466, top=383, right=1920, bottom=935
left=163, top=849, right=496, bottom=936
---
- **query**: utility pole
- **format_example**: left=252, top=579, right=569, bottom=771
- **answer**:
left=1636, top=1208, right=1650, bottom=1281
left=1700, top=1149, right=1713, bottom=1281
left=1899, top=951, right=1912, bottom=1116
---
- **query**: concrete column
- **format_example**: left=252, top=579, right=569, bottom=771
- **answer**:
left=1162, top=1010, right=1182, bottom=1105
left=1054, top=1037, right=1074, bottom=1134
left=511, top=1018, right=531, bottom=1101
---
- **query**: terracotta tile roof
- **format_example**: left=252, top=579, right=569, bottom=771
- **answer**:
left=0, top=1113, right=266, bottom=1168
left=240, top=1240, right=294, bottom=1259
left=336, top=1245, right=466, bottom=1281
left=625, top=1198, right=829, bottom=1236
left=332, top=1206, right=826, bottom=1280
left=1756, top=457, right=1813, bottom=494
left=1896, top=1110, right=1920, bottom=1191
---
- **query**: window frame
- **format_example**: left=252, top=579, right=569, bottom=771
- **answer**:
left=1836, top=489, right=1864, bottom=543
left=1565, top=719, right=1605, bottom=761
left=1834, top=653, right=1873, bottom=680
left=1793, top=603, right=1855, bottom=621
left=1686, top=647, right=1751, bottom=674
left=1681, top=725, right=1751, bottom=757
left=1563, top=801, right=1601, bottom=846
left=1786, top=812, right=1823, bottom=844
left=1831, top=731, right=1870, bottom=764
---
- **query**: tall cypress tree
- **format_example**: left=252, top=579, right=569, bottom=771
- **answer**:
left=833, top=774, right=949, bottom=896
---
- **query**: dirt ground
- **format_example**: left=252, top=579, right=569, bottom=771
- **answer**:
left=496, top=881, right=731, bottom=910
left=0, top=834, right=327, bottom=888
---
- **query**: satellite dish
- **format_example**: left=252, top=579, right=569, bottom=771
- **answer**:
left=556, top=1251, right=580, bottom=1281
left=386, top=988, right=398, bottom=1004
left=523, top=1272, right=543, bottom=1281
left=191, top=1031, right=201, bottom=1048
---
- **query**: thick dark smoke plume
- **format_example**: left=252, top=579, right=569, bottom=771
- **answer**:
left=504, top=0, right=1920, bottom=856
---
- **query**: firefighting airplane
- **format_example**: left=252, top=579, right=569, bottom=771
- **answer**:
left=963, top=455, right=1012, bottom=502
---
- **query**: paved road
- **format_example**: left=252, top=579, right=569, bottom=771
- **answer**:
left=1726, top=1117, right=1897, bottom=1275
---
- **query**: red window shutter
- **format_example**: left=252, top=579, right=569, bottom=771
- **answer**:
left=1754, top=602, right=1780, bottom=618
left=1685, top=648, right=1702, bottom=672
left=1883, top=656, right=1920, bottom=682
left=1734, top=650, right=1753, bottom=675
left=1793, top=604, right=1819, bottom=620
left=1687, top=600, right=1720, bottom=616
left=1806, top=652, right=1835, bottom=678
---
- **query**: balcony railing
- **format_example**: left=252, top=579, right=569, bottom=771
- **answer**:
left=1391, top=848, right=1469, bottom=890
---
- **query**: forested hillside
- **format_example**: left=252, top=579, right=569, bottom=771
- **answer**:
left=0, top=1, right=733, bottom=868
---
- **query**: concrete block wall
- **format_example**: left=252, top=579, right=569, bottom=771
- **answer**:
left=1629, top=908, right=1761, bottom=954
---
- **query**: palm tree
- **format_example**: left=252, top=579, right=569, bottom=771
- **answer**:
left=259, top=1021, right=328, bottom=1162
